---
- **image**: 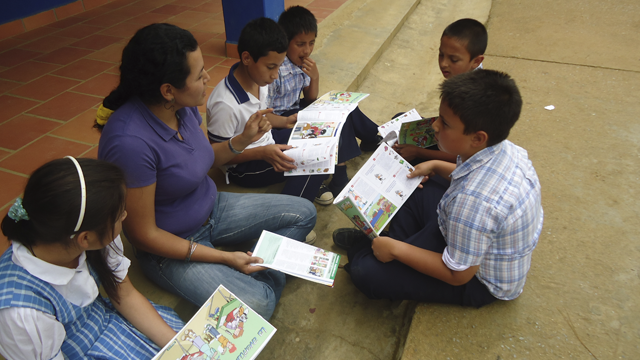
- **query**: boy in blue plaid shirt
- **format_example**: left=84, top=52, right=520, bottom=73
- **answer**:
left=334, top=70, right=543, bottom=307
left=268, top=6, right=381, bottom=205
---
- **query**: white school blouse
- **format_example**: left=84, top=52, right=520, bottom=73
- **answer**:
left=0, top=236, right=131, bottom=360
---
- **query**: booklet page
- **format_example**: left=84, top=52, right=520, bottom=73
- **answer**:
left=334, top=144, right=423, bottom=234
left=252, top=231, right=341, bottom=287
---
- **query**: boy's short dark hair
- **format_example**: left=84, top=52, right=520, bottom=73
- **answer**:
left=238, top=17, right=288, bottom=62
left=442, top=18, right=488, bottom=60
left=440, top=69, right=522, bottom=147
left=278, top=6, right=318, bottom=43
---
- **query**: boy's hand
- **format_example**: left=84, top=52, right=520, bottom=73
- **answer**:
left=407, top=161, right=435, bottom=187
left=241, top=109, right=273, bottom=144
left=263, top=144, right=296, bottom=172
left=392, top=144, right=420, bottom=162
left=285, top=113, right=298, bottom=129
left=371, top=236, right=399, bottom=263
left=226, top=251, right=267, bottom=274
left=302, top=57, right=319, bottom=81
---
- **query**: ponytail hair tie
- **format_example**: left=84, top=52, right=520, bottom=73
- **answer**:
left=8, top=198, right=29, bottom=222
left=96, top=104, right=115, bottom=126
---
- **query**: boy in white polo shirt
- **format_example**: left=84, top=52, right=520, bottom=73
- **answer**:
left=206, top=18, right=328, bottom=209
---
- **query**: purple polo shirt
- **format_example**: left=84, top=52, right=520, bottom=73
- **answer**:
left=98, top=98, right=217, bottom=238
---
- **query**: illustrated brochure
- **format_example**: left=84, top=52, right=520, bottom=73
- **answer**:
left=153, top=285, right=276, bottom=360
left=333, top=143, right=423, bottom=238
left=251, top=230, right=341, bottom=287
left=284, top=91, right=369, bottom=176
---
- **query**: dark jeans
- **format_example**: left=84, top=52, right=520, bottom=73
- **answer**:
left=346, top=181, right=498, bottom=307
left=229, top=106, right=379, bottom=202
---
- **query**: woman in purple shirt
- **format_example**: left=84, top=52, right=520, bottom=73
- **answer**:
left=97, top=23, right=316, bottom=319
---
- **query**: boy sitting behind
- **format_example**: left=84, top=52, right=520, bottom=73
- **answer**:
left=334, top=70, right=543, bottom=307
left=268, top=6, right=382, bottom=204
left=393, top=18, right=487, bottom=164
left=206, top=17, right=329, bottom=221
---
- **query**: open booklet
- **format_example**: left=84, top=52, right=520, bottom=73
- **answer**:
left=283, top=91, right=369, bottom=176
left=378, top=108, right=437, bottom=147
left=153, top=285, right=276, bottom=360
left=333, top=143, right=423, bottom=239
left=251, top=230, right=341, bottom=287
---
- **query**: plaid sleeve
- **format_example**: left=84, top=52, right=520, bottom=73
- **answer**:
left=444, top=193, right=498, bottom=266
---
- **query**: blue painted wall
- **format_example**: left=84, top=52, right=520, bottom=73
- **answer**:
left=1, top=0, right=76, bottom=25
left=221, top=0, right=284, bottom=44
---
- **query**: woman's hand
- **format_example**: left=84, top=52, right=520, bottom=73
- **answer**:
left=239, top=109, right=273, bottom=146
left=226, top=251, right=267, bottom=274
left=262, top=144, right=296, bottom=172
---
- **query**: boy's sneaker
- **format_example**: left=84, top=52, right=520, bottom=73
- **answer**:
left=359, top=135, right=383, bottom=152
left=332, top=228, right=371, bottom=250
left=314, top=184, right=334, bottom=205
left=304, top=230, right=317, bottom=245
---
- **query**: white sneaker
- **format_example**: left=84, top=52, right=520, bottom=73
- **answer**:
left=305, top=230, right=317, bottom=245
left=314, top=185, right=334, bottom=206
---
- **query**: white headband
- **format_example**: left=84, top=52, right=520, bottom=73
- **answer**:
left=65, top=156, right=86, bottom=232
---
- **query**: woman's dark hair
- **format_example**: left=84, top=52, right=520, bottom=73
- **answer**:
left=1, top=158, right=127, bottom=303
left=95, top=23, right=199, bottom=131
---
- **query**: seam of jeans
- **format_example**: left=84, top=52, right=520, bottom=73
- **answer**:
left=213, top=212, right=306, bottom=241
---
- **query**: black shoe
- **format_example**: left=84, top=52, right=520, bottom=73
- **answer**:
left=333, top=228, right=370, bottom=250
left=359, top=135, right=383, bottom=152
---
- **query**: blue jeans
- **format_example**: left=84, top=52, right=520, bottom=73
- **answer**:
left=137, top=192, right=317, bottom=320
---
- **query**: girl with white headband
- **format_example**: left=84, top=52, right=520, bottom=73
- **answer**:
left=0, top=157, right=183, bottom=360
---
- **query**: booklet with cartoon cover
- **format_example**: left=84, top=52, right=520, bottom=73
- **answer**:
left=283, top=91, right=369, bottom=176
left=397, top=116, right=438, bottom=148
left=153, top=285, right=276, bottom=360
left=333, top=143, right=423, bottom=239
left=378, top=109, right=437, bottom=147
left=251, top=230, right=341, bottom=287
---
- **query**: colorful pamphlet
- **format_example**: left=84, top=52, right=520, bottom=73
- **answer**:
left=398, top=116, right=438, bottom=147
left=153, top=285, right=276, bottom=360
left=333, top=144, right=423, bottom=238
left=378, top=109, right=438, bottom=148
left=251, top=230, right=341, bottom=287
left=378, top=108, right=422, bottom=144
left=284, top=91, right=369, bottom=176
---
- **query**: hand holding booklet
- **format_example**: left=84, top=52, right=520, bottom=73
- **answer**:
left=153, top=285, right=276, bottom=360
left=283, top=91, right=369, bottom=176
left=251, top=230, right=341, bottom=287
left=333, top=143, right=424, bottom=239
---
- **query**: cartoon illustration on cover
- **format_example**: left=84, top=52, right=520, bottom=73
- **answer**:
left=291, top=122, right=339, bottom=140
left=394, top=190, right=405, bottom=200
left=153, top=286, right=276, bottom=360
left=399, top=117, right=437, bottom=147
left=365, top=195, right=398, bottom=232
